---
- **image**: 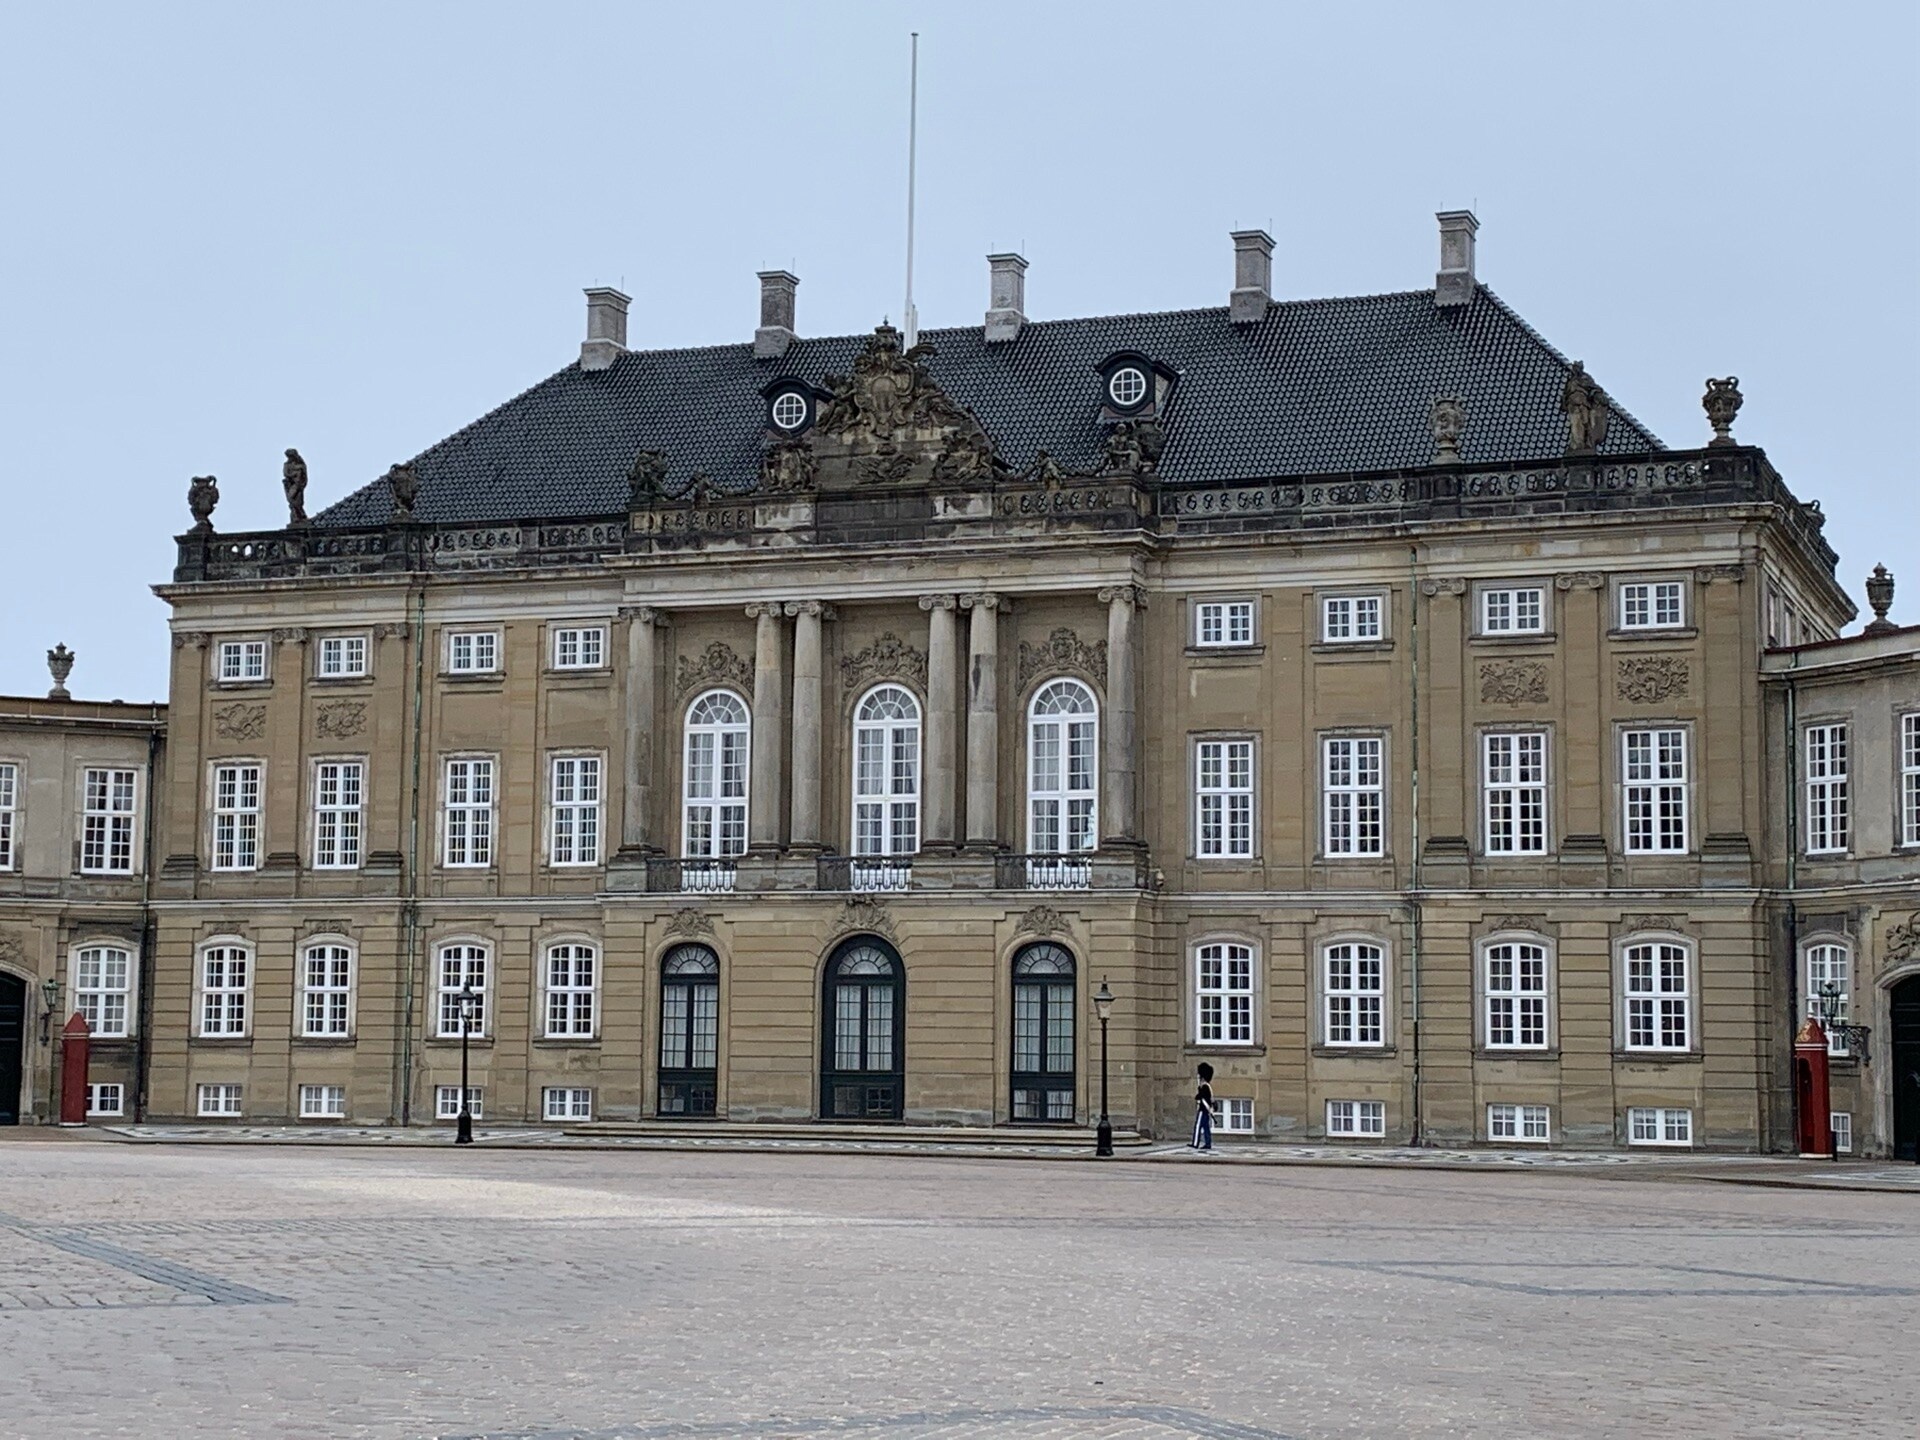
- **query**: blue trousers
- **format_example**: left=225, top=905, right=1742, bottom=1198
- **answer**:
left=1191, top=1104, right=1213, bottom=1149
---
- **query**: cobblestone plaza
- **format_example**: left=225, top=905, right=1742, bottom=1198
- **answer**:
left=4, top=1139, right=1914, bottom=1438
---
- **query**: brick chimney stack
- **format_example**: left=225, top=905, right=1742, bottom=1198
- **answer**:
left=581, top=288, right=630, bottom=371
left=1435, top=211, right=1479, bottom=308
left=754, top=271, right=799, bottom=359
left=1229, top=230, right=1273, bottom=325
left=985, top=253, right=1028, bottom=343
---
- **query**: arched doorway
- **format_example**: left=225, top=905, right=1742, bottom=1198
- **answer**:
left=1010, top=943, right=1075, bottom=1122
left=821, top=937, right=904, bottom=1120
left=659, top=944, right=720, bottom=1117
left=0, top=973, right=26, bottom=1125
left=1892, top=975, right=1920, bottom=1162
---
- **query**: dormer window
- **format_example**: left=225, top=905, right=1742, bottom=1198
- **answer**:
left=766, top=384, right=813, bottom=434
left=1094, top=350, right=1173, bottom=420
left=1107, top=366, right=1149, bottom=410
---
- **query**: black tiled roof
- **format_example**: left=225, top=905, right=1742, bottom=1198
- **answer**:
left=313, top=286, right=1663, bottom=527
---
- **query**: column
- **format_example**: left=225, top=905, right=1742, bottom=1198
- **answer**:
left=618, top=606, right=661, bottom=856
left=918, top=594, right=959, bottom=847
left=786, top=600, right=833, bottom=849
left=1097, top=585, right=1144, bottom=846
left=746, top=602, right=786, bottom=851
left=962, top=593, right=1004, bottom=847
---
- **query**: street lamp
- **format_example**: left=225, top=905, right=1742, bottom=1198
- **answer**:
left=1093, top=978, right=1114, bottom=1158
left=455, top=982, right=478, bottom=1145
left=39, top=977, right=59, bottom=1045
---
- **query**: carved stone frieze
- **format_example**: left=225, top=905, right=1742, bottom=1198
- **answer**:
left=315, top=701, right=367, bottom=740
left=760, top=437, right=818, bottom=495
left=1420, top=577, right=1467, bottom=597
left=664, top=908, right=715, bottom=940
left=830, top=894, right=897, bottom=941
left=1554, top=571, right=1605, bottom=591
left=1484, top=915, right=1549, bottom=935
left=213, top=703, right=267, bottom=742
left=373, top=622, right=412, bottom=639
left=1616, top=656, right=1690, bottom=703
left=1016, top=627, right=1108, bottom=693
left=1885, top=913, right=1920, bottom=964
left=1478, top=660, right=1549, bottom=706
left=1692, top=564, right=1746, bottom=585
left=839, top=632, right=927, bottom=691
left=0, top=933, right=23, bottom=971
left=1016, top=905, right=1068, bottom=938
left=675, top=641, right=754, bottom=698
left=1621, top=914, right=1686, bottom=934
left=816, top=324, right=978, bottom=452
left=271, top=627, right=308, bottom=645
left=172, top=631, right=210, bottom=650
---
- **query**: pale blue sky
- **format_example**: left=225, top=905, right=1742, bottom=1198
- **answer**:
left=2, top=1, right=1914, bottom=700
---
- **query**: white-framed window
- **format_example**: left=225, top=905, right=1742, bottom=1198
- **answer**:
left=1195, top=600, right=1255, bottom=648
left=542, top=1086, right=593, bottom=1121
left=86, top=1083, right=124, bottom=1117
left=1623, top=939, right=1692, bottom=1052
left=211, top=762, right=262, bottom=871
left=1622, top=728, right=1688, bottom=853
left=544, top=942, right=597, bottom=1039
left=196, top=1083, right=243, bottom=1118
left=1804, top=723, right=1849, bottom=855
left=299, top=1084, right=346, bottom=1119
left=312, top=760, right=364, bottom=869
left=216, top=639, right=267, bottom=683
left=1831, top=1112, right=1852, bottom=1154
left=0, top=762, right=17, bottom=870
left=1488, top=1103, right=1551, bottom=1143
left=301, top=941, right=354, bottom=1038
left=1193, top=940, right=1254, bottom=1045
left=447, top=630, right=499, bottom=674
left=1323, top=736, right=1384, bottom=857
left=316, top=635, right=368, bottom=678
left=1485, top=940, right=1549, bottom=1049
left=1323, top=940, right=1385, bottom=1047
left=683, top=690, right=749, bottom=859
left=852, top=684, right=920, bottom=857
left=1218, top=1097, right=1254, bottom=1134
left=72, top=945, right=131, bottom=1038
left=1194, top=738, right=1254, bottom=858
left=435, top=942, right=489, bottom=1039
left=80, top=767, right=138, bottom=874
left=1327, top=1100, right=1385, bottom=1137
left=1804, top=941, right=1851, bottom=1056
left=1483, top=733, right=1547, bottom=855
left=1322, top=594, right=1383, bottom=643
left=770, top=390, right=809, bottom=430
left=442, top=757, right=495, bottom=867
left=1627, top=1107, right=1692, bottom=1146
left=435, top=1086, right=483, bottom=1120
left=1480, top=586, right=1545, bottom=635
left=1619, top=580, right=1685, bottom=630
left=1028, top=679, right=1098, bottom=854
left=198, top=943, right=251, bottom=1037
left=552, top=626, right=606, bottom=670
left=1107, top=365, right=1149, bottom=408
left=549, top=755, right=603, bottom=866
left=1902, top=713, right=1920, bottom=847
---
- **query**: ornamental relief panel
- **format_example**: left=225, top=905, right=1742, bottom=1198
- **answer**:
left=1016, top=627, right=1108, bottom=694
left=839, top=632, right=928, bottom=692
left=675, top=641, right=754, bottom=699
left=213, top=703, right=267, bottom=742
left=314, top=701, right=367, bottom=740
left=1616, top=656, right=1689, bottom=703
left=1015, top=905, right=1069, bottom=938
left=1478, top=660, right=1549, bottom=706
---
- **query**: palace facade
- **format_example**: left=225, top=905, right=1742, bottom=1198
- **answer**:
left=117, top=213, right=1916, bottom=1151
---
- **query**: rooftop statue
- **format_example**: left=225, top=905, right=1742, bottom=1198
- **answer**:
left=187, top=474, right=219, bottom=533
left=282, top=448, right=309, bottom=525
left=1559, top=362, right=1610, bottom=455
left=386, top=462, right=419, bottom=520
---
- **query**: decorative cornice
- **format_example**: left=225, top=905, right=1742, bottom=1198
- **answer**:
left=213, top=703, right=267, bottom=742
left=1419, top=577, right=1467, bottom=597
left=1483, top=914, right=1550, bottom=935
left=1616, top=655, right=1690, bottom=703
left=1478, top=660, right=1549, bottom=706
left=1554, top=571, right=1605, bottom=592
left=1620, top=913, right=1686, bottom=934
left=839, top=632, right=927, bottom=691
left=1017, top=627, right=1108, bottom=694
left=675, top=641, right=754, bottom=698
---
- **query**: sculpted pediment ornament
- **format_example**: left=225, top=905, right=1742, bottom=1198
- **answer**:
left=840, top=632, right=928, bottom=691
left=1885, top=914, right=1920, bottom=964
left=1016, top=905, right=1068, bottom=938
left=831, top=894, right=897, bottom=941
left=815, top=325, right=1002, bottom=487
left=676, top=641, right=754, bottom=698
left=1017, top=627, right=1108, bottom=693
left=665, top=908, right=716, bottom=939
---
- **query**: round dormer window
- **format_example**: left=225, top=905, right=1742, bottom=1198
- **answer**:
left=770, top=390, right=810, bottom=431
left=1107, top=366, right=1149, bottom=410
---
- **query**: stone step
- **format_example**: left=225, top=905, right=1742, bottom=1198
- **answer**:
left=566, top=1120, right=1153, bottom=1149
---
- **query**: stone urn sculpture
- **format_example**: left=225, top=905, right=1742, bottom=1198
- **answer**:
left=47, top=643, right=74, bottom=699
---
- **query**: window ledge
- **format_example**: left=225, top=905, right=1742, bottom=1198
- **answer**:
left=1474, top=1048, right=1561, bottom=1061
left=1470, top=631, right=1558, bottom=646
left=425, top=1037, right=495, bottom=1049
left=1611, top=1049, right=1702, bottom=1064
left=545, top=668, right=614, bottom=681
left=531, top=1038, right=601, bottom=1048
left=190, top=1036, right=254, bottom=1047
left=1182, top=1043, right=1267, bottom=1057
left=1311, top=1044, right=1398, bottom=1059
left=440, top=671, right=505, bottom=683
left=207, top=681, right=272, bottom=693
left=291, top=1036, right=357, bottom=1047
left=1607, top=627, right=1698, bottom=642
left=312, top=673, right=373, bottom=686
left=1185, top=645, right=1267, bottom=663
left=1311, top=641, right=1393, bottom=656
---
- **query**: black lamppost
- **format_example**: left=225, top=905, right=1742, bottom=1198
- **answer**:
left=1094, top=978, right=1114, bottom=1158
left=455, top=982, right=478, bottom=1145
left=39, top=977, right=59, bottom=1045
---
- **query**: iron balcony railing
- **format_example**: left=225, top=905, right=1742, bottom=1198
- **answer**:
left=647, top=857, right=738, bottom=894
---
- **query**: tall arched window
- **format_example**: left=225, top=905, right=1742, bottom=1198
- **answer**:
left=1804, top=940, right=1852, bottom=1057
left=821, top=937, right=905, bottom=1119
left=684, top=690, right=749, bottom=858
left=660, top=944, right=720, bottom=1116
left=853, top=685, right=920, bottom=856
left=1027, top=679, right=1098, bottom=854
left=1011, top=943, right=1076, bottom=1122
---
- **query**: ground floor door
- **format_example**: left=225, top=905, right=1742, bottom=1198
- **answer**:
left=821, top=938, right=903, bottom=1120
left=0, top=974, right=24, bottom=1124
left=659, top=944, right=719, bottom=1117
left=1010, top=942, right=1075, bottom=1122
left=1892, top=976, right=1920, bottom=1162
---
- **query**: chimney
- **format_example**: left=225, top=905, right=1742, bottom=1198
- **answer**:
left=754, top=270, right=799, bottom=359
left=984, top=253, right=1028, bottom=343
left=1229, top=230, right=1273, bottom=324
left=581, top=287, right=630, bottom=371
left=1434, top=210, right=1479, bottom=307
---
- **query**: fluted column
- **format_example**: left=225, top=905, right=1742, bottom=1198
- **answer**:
left=618, top=605, right=662, bottom=856
left=919, top=594, right=960, bottom=848
left=961, top=593, right=1005, bottom=848
left=746, top=602, right=786, bottom=851
left=785, top=600, right=833, bottom=850
left=1098, top=584, right=1145, bottom=846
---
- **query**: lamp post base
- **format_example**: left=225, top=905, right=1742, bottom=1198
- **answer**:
left=1095, top=1117, right=1114, bottom=1158
left=456, top=1110, right=474, bottom=1145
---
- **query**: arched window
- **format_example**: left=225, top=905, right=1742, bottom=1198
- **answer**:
left=1804, top=940, right=1852, bottom=1056
left=684, top=690, right=749, bottom=858
left=660, top=944, right=720, bottom=1116
left=72, top=944, right=133, bottom=1039
left=301, top=939, right=355, bottom=1038
left=821, top=938, right=904, bottom=1119
left=198, top=939, right=253, bottom=1038
left=853, top=685, right=920, bottom=857
left=1027, top=679, right=1098, bottom=854
left=1011, top=943, right=1075, bottom=1122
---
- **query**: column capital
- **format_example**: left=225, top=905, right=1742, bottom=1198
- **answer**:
left=917, top=593, right=958, bottom=612
left=1096, top=583, right=1148, bottom=610
left=784, top=599, right=837, bottom=619
left=270, top=626, right=309, bottom=645
left=1418, top=577, right=1467, bottom=598
left=172, top=630, right=211, bottom=650
left=960, top=592, right=1007, bottom=613
left=744, top=601, right=783, bottom=619
left=1692, top=563, right=1747, bottom=585
left=1553, top=571, right=1606, bottom=592
left=619, top=603, right=666, bottom=624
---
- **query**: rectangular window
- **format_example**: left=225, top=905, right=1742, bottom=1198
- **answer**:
left=1483, top=733, right=1547, bottom=854
left=196, top=1084, right=243, bottom=1118
left=81, top=767, right=138, bottom=874
left=312, top=761, right=364, bottom=869
left=1804, top=724, right=1850, bottom=855
left=74, top=946, right=131, bottom=1038
left=86, top=1083, right=124, bottom=1117
left=1485, top=941, right=1548, bottom=1049
left=1619, top=581, right=1684, bottom=630
left=435, top=1086, right=483, bottom=1121
left=299, top=1084, right=346, bottom=1119
left=447, top=631, right=499, bottom=674
left=542, top=1087, right=593, bottom=1121
left=199, top=945, right=250, bottom=1037
left=1622, top=729, right=1688, bottom=853
left=1488, top=1103, right=1551, bottom=1143
left=544, top=943, right=596, bottom=1039
left=436, top=945, right=488, bottom=1039
left=1804, top=943, right=1852, bottom=1057
left=1323, top=736, right=1384, bottom=857
left=443, top=758, right=495, bottom=867
left=552, top=626, right=606, bottom=670
left=1481, top=587, right=1545, bottom=634
left=1323, top=941, right=1385, bottom=1047
left=1218, top=1097, right=1254, bottom=1134
left=301, top=943, right=354, bottom=1038
left=549, top=756, right=602, bottom=866
left=1831, top=1112, right=1852, bottom=1154
left=1322, top=595, right=1383, bottom=643
left=316, top=635, right=368, bottom=678
left=216, top=640, right=267, bottom=682
left=1902, top=714, right=1920, bottom=847
left=211, top=763, right=262, bottom=871
left=0, top=762, right=16, bottom=870
left=1195, top=600, right=1255, bottom=648
left=1326, top=1100, right=1386, bottom=1137
left=1194, top=941, right=1254, bottom=1045
left=1624, top=941, right=1691, bottom=1051
left=1627, top=1107, right=1693, bottom=1147
left=1195, top=739, right=1254, bottom=858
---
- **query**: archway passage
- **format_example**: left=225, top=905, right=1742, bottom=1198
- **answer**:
left=1893, top=976, right=1920, bottom=1162
left=0, top=973, right=25, bottom=1124
left=1011, top=943, right=1076, bottom=1122
left=821, top=938, right=904, bottom=1120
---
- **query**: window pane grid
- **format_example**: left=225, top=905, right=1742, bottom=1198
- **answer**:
left=302, top=944, right=353, bottom=1037
left=81, top=767, right=138, bottom=873
left=544, top=944, right=596, bottom=1038
left=1324, top=737, right=1384, bottom=856
left=1028, top=682, right=1097, bottom=855
left=1903, top=714, right=1920, bottom=848
left=549, top=756, right=603, bottom=866
left=1484, top=942, right=1548, bottom=1048
left=75, top=946, right=131, bottom=1037
left=444, top=759, right=495, bottom=867
left=435, top=945, right=488, bottom=1038
left=853, top=687, right=920, bottom=858
left=1195, top=740, right=1254, bottom=857
left=1195, top=942, right=1254, bottom=1044
left=1624, top=942, right=1691, bottom=1051
left=211, top=764, right=261, bottom=871
left=1323, top=942, right=1385, bottom=1046
left=199, top=946, right=250, bottom=1036
left=1483, top=733, right=1547, bottom=854
left=1623, top=729, right=1688, bottom=853
left=0, top=763, right=14, bottom=870
left=1804, top=724, right=1850, bottom=854
left=313, top=761, right=364, bottom=869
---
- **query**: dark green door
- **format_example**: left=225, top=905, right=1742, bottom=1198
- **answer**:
left=1892, top=976, right=1920, bottom=1162
left=0, top=973, right=25, bottom=1125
